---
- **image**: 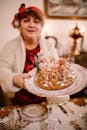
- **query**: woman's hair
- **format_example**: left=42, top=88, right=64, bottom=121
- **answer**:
left=12, top=3, right=45, bottom=28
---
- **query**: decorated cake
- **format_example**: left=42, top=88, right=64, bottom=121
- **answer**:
left=34, top=51, right=76, bottom=90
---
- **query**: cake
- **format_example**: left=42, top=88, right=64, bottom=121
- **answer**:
left=34, top=52, right=75, bottom=90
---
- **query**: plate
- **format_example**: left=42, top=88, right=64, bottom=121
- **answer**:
left=21, top=104, right=48, bottom=122
left=24, top=63, right=87, bottom=97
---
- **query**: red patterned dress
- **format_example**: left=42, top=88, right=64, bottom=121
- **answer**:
left=11, top=45, right=46, bottom=106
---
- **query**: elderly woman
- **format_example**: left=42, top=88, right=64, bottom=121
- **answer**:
left=0, top=4, right=58, bottom=105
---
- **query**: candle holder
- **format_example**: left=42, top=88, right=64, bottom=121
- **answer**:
left=69, top=24, right=84, bottom=57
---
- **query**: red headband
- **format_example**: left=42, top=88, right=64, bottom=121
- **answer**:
left=12, top=4, right=45, bottom=28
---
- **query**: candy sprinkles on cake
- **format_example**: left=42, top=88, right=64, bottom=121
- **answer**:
left=34, top=51, right=76, bottom=90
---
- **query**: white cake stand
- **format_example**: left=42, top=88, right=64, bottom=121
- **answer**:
left=24, top=63, right=87, bottom=99
left=24, top=63, right=87, bottom=129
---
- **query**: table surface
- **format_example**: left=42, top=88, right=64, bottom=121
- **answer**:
left=0, top=98, right=87, bottom=130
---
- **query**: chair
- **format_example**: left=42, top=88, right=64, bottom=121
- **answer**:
left=45, top=35, right=58, bottom=48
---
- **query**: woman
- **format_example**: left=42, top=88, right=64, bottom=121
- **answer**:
left=0, top=4, right=58, bottom=106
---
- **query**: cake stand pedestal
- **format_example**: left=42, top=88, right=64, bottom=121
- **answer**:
left=46, top=95, right=70, bottom=130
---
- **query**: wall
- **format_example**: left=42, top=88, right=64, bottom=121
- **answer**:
left=0, top=0, right=87, bottom=55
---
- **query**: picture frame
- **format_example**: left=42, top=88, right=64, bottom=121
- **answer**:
left=44, top=0, right=87, bottom=20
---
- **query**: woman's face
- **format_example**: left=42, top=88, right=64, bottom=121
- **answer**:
left=19, top=16, right=42, bottom=41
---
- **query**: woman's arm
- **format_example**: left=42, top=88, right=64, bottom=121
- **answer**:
left=0, top=41, right=22, bottom=98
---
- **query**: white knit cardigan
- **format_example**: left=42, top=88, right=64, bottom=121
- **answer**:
left=0, top=35, right=58, bottom=98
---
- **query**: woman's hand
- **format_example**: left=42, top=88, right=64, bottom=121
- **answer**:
left=13, top=73, right=30, bottom=89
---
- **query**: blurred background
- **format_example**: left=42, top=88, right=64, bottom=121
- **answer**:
left=0, top=0, right=87, bottom=57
